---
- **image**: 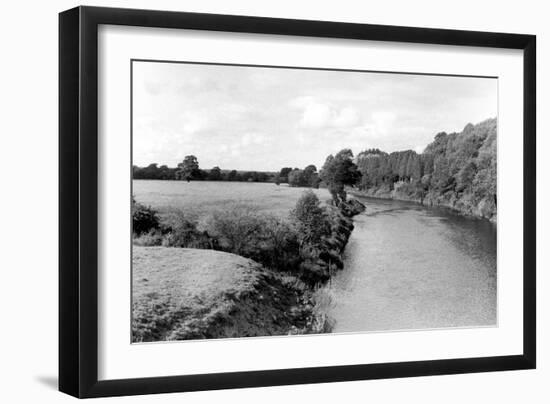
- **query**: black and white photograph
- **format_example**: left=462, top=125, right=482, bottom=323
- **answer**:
left=131, top=60, right=497, bottom=342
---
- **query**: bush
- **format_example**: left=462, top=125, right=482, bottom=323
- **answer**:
left=133, top=230, right=164, bottom=246
left=203, top=196, right=360, bottom=286
left=204, top=204, right=265, bottom=256
left=132, top=197, right=160, bottom=235
left=290, top=191, right=330, bottom=245
left=160, top=211, right=213, bottom=249
left=338, top=198, right=366, bottom=217
left=205, top=204, right=301, bottom=273
left=254, top=217, right=301, bottom=272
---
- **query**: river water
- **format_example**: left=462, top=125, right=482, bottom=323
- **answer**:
left=327, top=197, right=497, bottom=333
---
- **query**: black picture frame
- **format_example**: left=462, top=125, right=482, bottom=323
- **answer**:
left=59, top=5, right=536, bottom=398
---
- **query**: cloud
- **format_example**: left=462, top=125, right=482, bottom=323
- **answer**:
left=290, top=96, right=362, bottom=129
left=132, top=61, right=497, bottom=170
left=301, top=103, right=331, bottom=127
left=241, top=132, right=266, bottom=146
left=333, top=107, right=360, bottom=127
left=370, top=111, right=397, bottom=135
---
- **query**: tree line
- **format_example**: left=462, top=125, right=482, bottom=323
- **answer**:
left=286, top=118, right=497, bottom=214
left=133, top=118, right=496, bottom=217
left=133, top=157, right=274, bottom=183
left=132, top=156, right=324, bottom=186
left=355, top=118, right=497, bottom=218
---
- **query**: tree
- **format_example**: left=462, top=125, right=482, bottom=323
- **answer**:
left=303, top=165, right=320, bottom=188
left=132, top=197, right=160, bottom=235
left=408, top=154, right=422, bottom=181
left=278, top=167, right=293, bottom=183
left=291, top=191, right=329, bottom=245
left=226, top=170, right=238, bottom=181
left=288, top=165, right=320, bottom=188
left=176, top=155, right=200, bottom=182
left=456, top=161, right=477, bottom=193
left=288, top=169, right=304, bottom=187
left=320, top=149, right=360, bottom=205
left=209, top=166, right=222, bottom=181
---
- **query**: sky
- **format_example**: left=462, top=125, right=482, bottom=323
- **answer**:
left=132, top=61, right=497, bottom=171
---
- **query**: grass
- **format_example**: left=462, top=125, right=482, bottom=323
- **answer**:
left=132, top=246, right=329, bottom=341
left=133, top=180, right=332, bottom=220
left=131, top=182, right=356, bottom=341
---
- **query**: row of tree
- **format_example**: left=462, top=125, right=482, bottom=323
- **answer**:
left=133, top=156, right=274, bottom=183
left=279, top=165, right=321, bottom=188
left=133, top=156, right=324, bottom=186
left=132, top=149, right=369, bottom=208
left=355, top=118, right=497, bottom=215
left=286, top=118, right=497, bottom=211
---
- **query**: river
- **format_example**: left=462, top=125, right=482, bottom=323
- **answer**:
left=327, top=196, right=497, bottom=333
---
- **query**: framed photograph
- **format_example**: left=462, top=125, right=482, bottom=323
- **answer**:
left=59, top=6, right=536, bottom=398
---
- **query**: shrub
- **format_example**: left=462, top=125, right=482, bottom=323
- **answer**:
left=254, top=217, right=301, bottom=272
left=204, top=204, right=265, bottom=256
left=133, top=230, right=163, bottom=246
left=290, top=191, right=331, bottom=245
left=132, top=197, right=160, bottom=235
left=203, top=196, right=359, bottom=286
left=161, top=211, right=213, bottom=249
left=205, top=204, right=301, bottom=273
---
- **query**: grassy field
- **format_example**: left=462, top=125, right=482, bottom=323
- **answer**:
left=131, top=181, right=343, bottom=341
left=132, top=246, right=324, bottom=341
left=133, top=180, right=332, bottom=219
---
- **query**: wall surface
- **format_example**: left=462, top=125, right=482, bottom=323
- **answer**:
left=0, top=0, right=547, bottom=402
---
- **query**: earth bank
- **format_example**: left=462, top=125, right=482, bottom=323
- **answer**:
left=132, top=199, right=366, bottom=341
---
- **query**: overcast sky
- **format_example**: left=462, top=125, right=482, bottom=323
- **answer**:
left=132, top=61, right=497, bottom=171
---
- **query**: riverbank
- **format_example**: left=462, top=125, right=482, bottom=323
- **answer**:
left=132, top=247, right=330, bottom=341
left=348, top=186, right=496, bottom=223
left=298, top=198, right=366, bottom=284
left=132, top=197, right=365, bottom=341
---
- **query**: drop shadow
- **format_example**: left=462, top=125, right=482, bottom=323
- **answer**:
left=35, top=375, right=58, bottom=390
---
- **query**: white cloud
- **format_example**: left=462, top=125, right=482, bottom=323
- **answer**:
left=132, top=61, right=497, bottom=170
left=371, top=111, right=397, bottom=135
left=333, top=107, right=360, bottom=127
left=301, top=103, right=331, bottom=127
left=290, top=96, right=362, bottom=129
left=241, top=132, right=266, bottom=146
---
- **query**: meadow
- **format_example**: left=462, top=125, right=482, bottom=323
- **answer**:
left=133, top=180, right=332, bottom=219
left=131, top=181, right=349, bottom=341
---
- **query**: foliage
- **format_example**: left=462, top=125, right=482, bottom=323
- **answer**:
left=291, top=191, right=330, bottom=244
left=204, top=204, right=301, bottom=272
left=133, top=188, right=363, bottom=287
left=209, top=166, right=222, bottom=181
left=161, top=211, right=212, bottom=249
left=204, top=205, right=265, bottom=256
left=278, top=167, right=294, bottom=183
left=133, top=229, right=164, bottom=246
left=132, top=197, right=160, bottom=235
left=355, top=118, right=497, bottom=219
left=254, top=217, right=302, bottom=272
left=288, top=165, right=320, bottom=188
left=319, top=149, right=360, bottom=205
left=133, top=163, right=277, bottom=183
left=176, top=155, right=201, bottom=181
left=132, top=164, right=176, bottom=180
